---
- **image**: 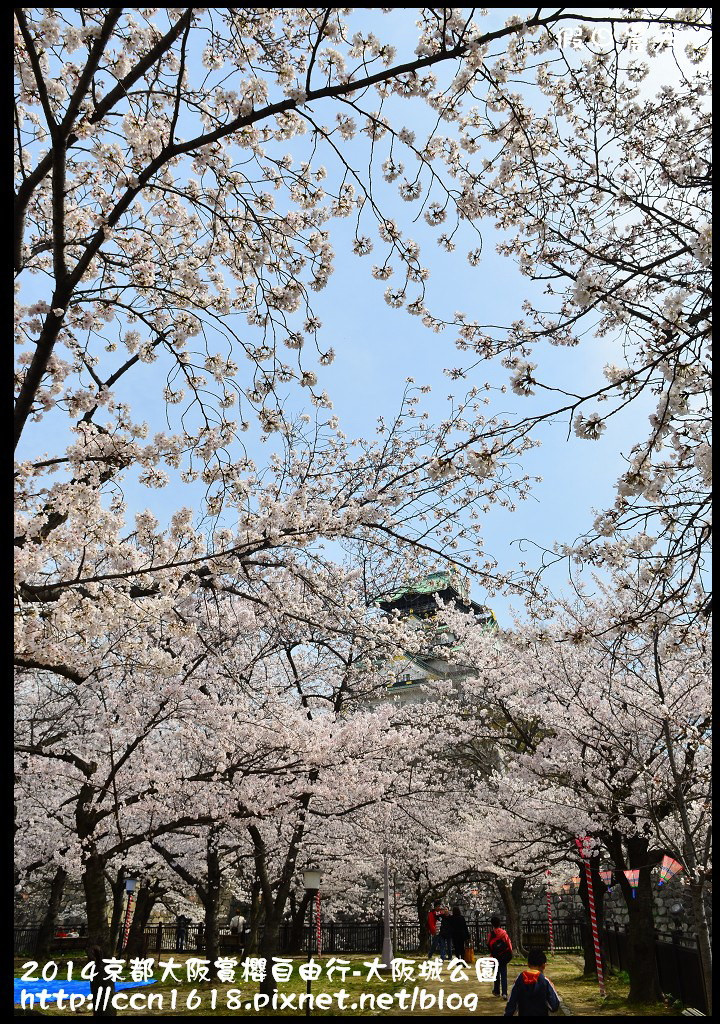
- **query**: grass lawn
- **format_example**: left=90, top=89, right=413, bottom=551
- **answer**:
left=544, top=954, right=679, bottom=1016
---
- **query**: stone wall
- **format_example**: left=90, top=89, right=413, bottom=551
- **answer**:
left=520, top=879, right=711, bottom=937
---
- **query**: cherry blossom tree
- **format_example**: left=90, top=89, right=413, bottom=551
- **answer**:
left=14, top=657, right=216, bottom=957
left=15, top=10, right=709, bottom=611
left=14, top=556, right=429, bottom=973
left=440, top=13, right=712, bottom=628
left=443, top=587, right=712, bottom=1006
left=15, top=14, right=712, bottom=1010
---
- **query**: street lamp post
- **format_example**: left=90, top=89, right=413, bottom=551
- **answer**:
left=302, top=867, right=322, bottom=1017
left=392, top=870, right=398, bottom=950
left=380, top=851, right=394, bottom=969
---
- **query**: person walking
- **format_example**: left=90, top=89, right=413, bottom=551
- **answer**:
left=427, top=901, right=444, bottom=958
left=175, top=913, right=190, bottom=953
left=504, top=948, right=560, bottom=1017
left=487, top=915, right=513, bottom=999
left=438, top=905, right=453, bottom=960
left=447, top=905, right=471, bottom=961
left=88, top=944, right=116, bottom=1017
left=229, top=911, right=245, bottom=935
left=229, top=910, right=246, bottom=951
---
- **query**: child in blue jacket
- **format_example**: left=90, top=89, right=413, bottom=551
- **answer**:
left=504, top=948, right=560, bottom=1017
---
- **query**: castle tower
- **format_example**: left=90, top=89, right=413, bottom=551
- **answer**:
left=377, top=571, right=496, bottom=700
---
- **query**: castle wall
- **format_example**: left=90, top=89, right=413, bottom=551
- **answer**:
left=520, top=878, right=711, bottom=938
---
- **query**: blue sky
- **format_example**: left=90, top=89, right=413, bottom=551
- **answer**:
left=17, top=9, right=661, bottom=624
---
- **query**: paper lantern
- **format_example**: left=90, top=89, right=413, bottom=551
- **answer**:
left=599, top=870, right=614, bottom=889
left=624, top=869, right=640, bottom=897
left=658, top=855, right=683, bottom=887
left=574, top=836, right=592, bottom=859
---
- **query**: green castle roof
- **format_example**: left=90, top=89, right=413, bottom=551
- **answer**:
left=380, top=570, right=470, bottom=604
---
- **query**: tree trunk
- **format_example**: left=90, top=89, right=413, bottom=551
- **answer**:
left=204, top=837, right=222, bottom=973
left=108, top=868, right=126, bottom=953
left=245, top=877, right=264, bottom=955
left=125, top=883, right=161, bottom=957
left=577, top=856, right=606, bottom=976
left=623, top=866, right=661, bottom=1004
left=416, top=888, right=431, bottom=955
left=688, top=880, right=712, bottom=1013
left=36, top=866, right=67, bottom=958
left=88, top=943, right=117, bottom=1018
left=82, top=853, right=116, bottom=1017
left=604, top=831, right=662, bottom=1005
left=83, top=853, right=112, bottom=953
left=258, top=912, right=281, bottom=997
left=287, top=890, right=312, bottom=953
left=496, top=877, right=524, bottom=953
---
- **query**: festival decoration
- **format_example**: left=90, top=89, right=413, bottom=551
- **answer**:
left=575, top=838, right=606, bottom=998
left=545, top=871, right=555, bottom=955
left=599, top=870, right=614, bottom=890
left=623, top=869, right=640, bottom=897
left=658, top=856, right=683, bottom=887
left=316, top=890, right=322, bottom=956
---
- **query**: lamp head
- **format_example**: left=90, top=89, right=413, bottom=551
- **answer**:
left=303, top=867, right=322, bottom=891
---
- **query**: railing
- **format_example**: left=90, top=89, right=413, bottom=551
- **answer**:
left=520, top=919, right=583, bottom=952
left=140, top=924, right=244, bottom=954
left=15, top=927, right=40, bottom=956
left=595, top=922, right=708, bottom=1015
left=14, top=918, right=583, bottom=959
left=292, top=917, right=582, bottom=955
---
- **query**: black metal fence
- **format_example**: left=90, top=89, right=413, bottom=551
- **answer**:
left=15, top=927, right=41, bottom=956
left=596, top=922, right=708, bottom=1015
left=13, top=918, right=582, bottom=959
left=138, top=919, right=573, bottom=957
left=520, top=919, right=583, bottom=952
left=282, top=918, right=582, bottom=955
left=14, top=925, right=246, bottom=958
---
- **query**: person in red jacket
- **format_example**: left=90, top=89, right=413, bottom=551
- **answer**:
left=487, top=915, right=513, bottom=999
left=427, top=900, right=448, bottom=959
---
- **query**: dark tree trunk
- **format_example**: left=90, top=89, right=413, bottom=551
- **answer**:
left=204, top=837, right=222, bottom=973
left=125, top=882, right=162, bottom=957
left=258, top=912, right=282, bottom=997
left=287, top=890, right=312, bottom=953
left=88, top=944, right=117, bottom=1018
left=82, top=853, right=116, bottom=1017
left=496, top=876, right=525, bottom=953
left=108, top=868, right=126, bottom=953
left=607, top=833, right=662, bottom=1006
left=417, top=887, right=431, bottom=955
left=83, top=853, right=112, bottom=953
left=36, top=866, right=67, bottom=958
left=688, top=880, right=712, bottom=1014
left=623, top=866, right=661, bottom=1004
left=245, top=877, right=264, bottom=955
left=577, top=855, right=607, bottom=976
